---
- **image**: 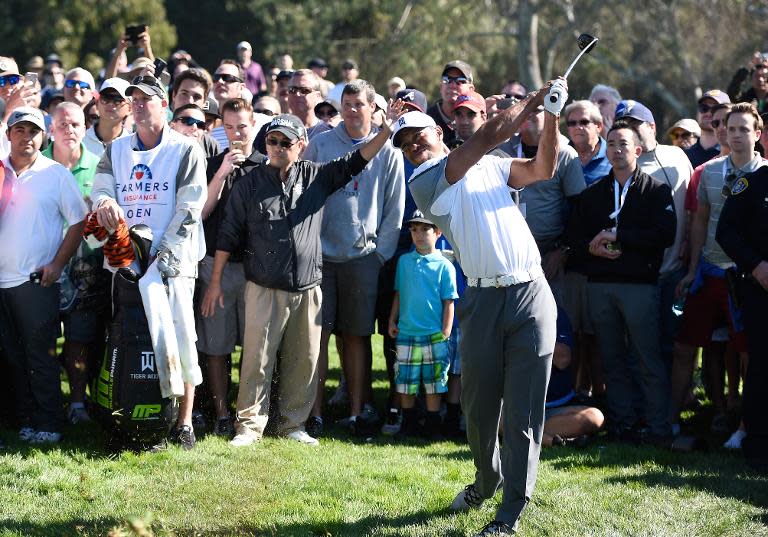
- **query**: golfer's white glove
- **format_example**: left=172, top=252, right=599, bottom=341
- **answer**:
left=544, top=80, right=568, bottom=115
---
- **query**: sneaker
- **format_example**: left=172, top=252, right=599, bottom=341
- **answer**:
left=191, top=410, right=207, bottom=435
left=347, top=415, right=372, bottom=438
left=450, top=484, right=484, bottom=512
left=171, top=425, right=196, bottom=450
left=328, top=379, right=349, bottom=407
left=473, top=520, right=515, bottom=536
left=724, top=429, right=747, bottom=450
left=30, top=431, right=62, bottom=444
left=381, top=408, right=402, bottom=436
left=67, top=405, right=92, bottom=425
left=148, top=439, right=168, bottom=453
left=286, top=430, right=320, bottom=446
left=305, top=416, right=323, bottom=439
left=19, top=427, right=36, bottom=442
left=213, top=417, right=235, bottom=438
left=361, top=403, right=381, bottom=425
left=230, top=433, right=258, bottom=447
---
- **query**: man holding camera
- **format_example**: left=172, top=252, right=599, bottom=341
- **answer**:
left=0, top=107, right=87, bottom=444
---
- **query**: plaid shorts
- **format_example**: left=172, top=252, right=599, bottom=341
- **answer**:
left=395, top=333, right=450, bottom=395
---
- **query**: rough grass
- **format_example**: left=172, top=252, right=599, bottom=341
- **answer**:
left=0, top=337, right=766, bottom=536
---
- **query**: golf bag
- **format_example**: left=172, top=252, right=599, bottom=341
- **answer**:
left=90, top=225, right=178, bottom=447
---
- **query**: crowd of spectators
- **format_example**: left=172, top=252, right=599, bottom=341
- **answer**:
left=1, top=31, right=767, bottom=479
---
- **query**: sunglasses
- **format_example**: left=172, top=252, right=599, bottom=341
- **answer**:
left=722, top=173, right=740, bottom=198
left=0, top=74, right=21, bottom=87
left=173, top=116, right=206, bottom=129
left=566, top=119, right=592, bottom=127
left=441, top=75, right=469, bottom=85
left=698, top=103, right=715, bottom=114
left=266, top=136, right=298, bottom=149
left=253, top=108, right=276, bottom=116
left=288, top=86, right=314, bottom=96
left=131, top=75, right=163, bottom=88
left=317, top=109, right=338, bottom=119
left=99, top=93, right=125, bottom=105
left=213, top=73, right=242, bottom=83
left=65, top=79, right=91, bottom=90
left=711, top=118, right=725, bottom=129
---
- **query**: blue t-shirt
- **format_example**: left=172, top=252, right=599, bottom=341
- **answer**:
left=395, top=250, right=458, bottom=336
left=546, top=305, right=576, bottom=406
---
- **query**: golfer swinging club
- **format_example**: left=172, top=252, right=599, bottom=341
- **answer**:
left=390, top=77, right=568, bottom=536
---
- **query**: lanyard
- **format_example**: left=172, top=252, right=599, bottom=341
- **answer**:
left=609, top=176, right=633, bottom=222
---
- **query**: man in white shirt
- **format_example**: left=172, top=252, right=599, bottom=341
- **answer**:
left=393, top=78, right=567, bottom=537
left=0, top=107, right=87, bottom=444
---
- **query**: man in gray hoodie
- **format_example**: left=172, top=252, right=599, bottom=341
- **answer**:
left=303, top=79, right=405, bottom=435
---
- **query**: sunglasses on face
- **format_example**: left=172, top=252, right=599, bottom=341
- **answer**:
left=65, top=79, right=91, bottom=90
left=213, top=73, right=242, bottom=83
left=99, top=93, right=125, bottom=105
left=265, top=136, right=297, bottom=149
left=253, top=108, right=276, bottom=116
left=441, top=75, right=469, bottom=85
left=698, top=103, right=715, bottom=114
left=0, top=74, right=21, bottom=87
left=711, top=119, right=726, bottom=129
left=317, top=109, right=338, bottom=119
left=566, top=119, right=592, bottom=127
left=505, top=93, right=526, bottom=100
left=288, top=86, right=314, bottom=96
left=173, top=116, right=206, bottom=129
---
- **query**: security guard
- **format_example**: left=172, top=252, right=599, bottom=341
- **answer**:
left=716, top=165, right=768, bottom=472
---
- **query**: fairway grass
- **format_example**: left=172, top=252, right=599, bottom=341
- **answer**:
left=1, top=338, right=766, bottom=536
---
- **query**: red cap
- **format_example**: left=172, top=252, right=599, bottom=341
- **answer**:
left=453, top=91, right=485, bottom=113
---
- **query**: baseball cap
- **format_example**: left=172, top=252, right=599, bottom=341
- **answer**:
left=237, top=41, right=252, bottom=51
left=342, top=59, right=358, bottom=70
left=395, top=89, right=427, bottom=113
left=391, top=111, right=437, bottom=148
left=314, top=99, right=339, bottom=116
left=126, top=75, right=168, bottom=100
left=667, top=118, right=701, bottom=138
left=265, top=114, right=307, bottom=140
left=202, top=96, right=220, bottom=118
left=26, top=56, right=44, bottom=70
left=698, top=89, right=730, bottom=105
left=308, top=57, right=328, bottom=69
left=45, top=53, right=62, bottom=66
left=453, top=91, right=485, bottom=113
left=99, top=77, right=130, bottom=99
left=7, top=106, right=46, bottom=131
left=442, top=60, right=473, bottom=82
left=406, top=209, right=435, bottom=226
left=614, top=99, right=655, bottom=124
left=374, top=93, right=388, bottom=113
left=275, top=69, right=294, bottom=82
left=0, top=57, right=20, bottom=77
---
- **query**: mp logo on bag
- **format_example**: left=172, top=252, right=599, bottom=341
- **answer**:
left=141, top=351, right=155, bottom=373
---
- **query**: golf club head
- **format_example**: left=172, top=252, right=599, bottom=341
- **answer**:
left=129, top=224, right=154, bottom=276
left=577, top=33, right=598, bottom=54
left=562, top=33, right=599, bottom=79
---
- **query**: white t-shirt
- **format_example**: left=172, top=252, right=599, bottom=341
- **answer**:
left=0, top=154, right=88, bottom=288
left=410, top=155, right=541, bottom=279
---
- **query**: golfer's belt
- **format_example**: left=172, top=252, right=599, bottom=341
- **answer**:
left=466, top=266, right=544, bottom=288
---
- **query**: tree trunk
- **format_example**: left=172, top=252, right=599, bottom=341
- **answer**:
left=517, top=0, right=543, bottom=90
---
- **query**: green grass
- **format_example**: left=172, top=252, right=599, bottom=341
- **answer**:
left=1, top=337, right=766, bottom=537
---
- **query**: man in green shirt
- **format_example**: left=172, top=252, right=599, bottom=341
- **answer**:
left=44, top=101, right=108, bottom=425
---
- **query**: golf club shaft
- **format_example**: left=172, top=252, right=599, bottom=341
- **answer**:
left=563, top=38, right=597, bottom=79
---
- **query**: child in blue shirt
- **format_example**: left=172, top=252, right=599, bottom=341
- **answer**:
left=388, top=210, right=458, bottom=438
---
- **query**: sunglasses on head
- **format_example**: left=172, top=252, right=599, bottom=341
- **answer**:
left=0, top=74, right=21, bottom=87
left=266, top=136, right=297, bottom=149
left=253, top=108, right=276, bottom=116
left=131, top=75, right=162, bottom=88
left=65, top=79, right=91, bottom=90
left=566, top=119, right=592, bottom=127
left=441, top=75, right=469, bottom=85
left=288, top=86, right=314, bottom=96
left=213, top=73, right=242, bottom=83
left=173, top=116, right=206, bottom=129
left=722, top=173, right=740, bottom=198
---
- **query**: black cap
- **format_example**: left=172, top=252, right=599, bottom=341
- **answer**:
left=275, top=69, right=295, bottom=82
left=308, top=58, right=328, bottom=69
left=126, top=75, right=168, bottom=100
left=202, top=96, right=220, bottom=118
left=265, top=114, right=306, bottom=140
left=396, top=89, right=428, bottom=113
left=406, top=209, right=435, bottom=226
left=342, top=59, right=358, bottom=70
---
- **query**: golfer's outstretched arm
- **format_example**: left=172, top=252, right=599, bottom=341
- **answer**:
left=444, top=85, right=549, bottom=184
left=507, top=110, right=559, bottom=189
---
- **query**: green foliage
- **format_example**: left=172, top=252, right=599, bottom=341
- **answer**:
left=0, top=0, right=176, bottom=75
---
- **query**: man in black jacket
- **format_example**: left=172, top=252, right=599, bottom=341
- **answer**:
left=567, top=120, right=676, bottom=444
left=201, top=110, right=397, bottom=447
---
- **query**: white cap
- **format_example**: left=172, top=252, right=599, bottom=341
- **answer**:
left=667, top=118, right=701, bottom=138
left=7, top=106, right=46, bottom=131
left=374, top=93, right=388, bottom=113
left=237, top=41, right=252, bottom=50
left=391, top=111, right=437, bottom=148
left=99, top=77, right=131, bottom=98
